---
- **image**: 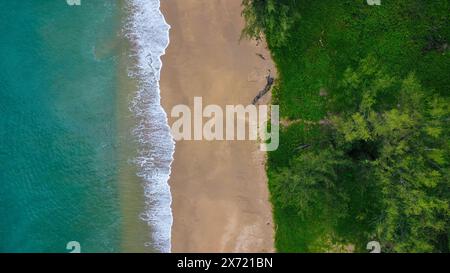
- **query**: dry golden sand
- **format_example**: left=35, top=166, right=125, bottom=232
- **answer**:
left=160, top=0, right=275, bottom=252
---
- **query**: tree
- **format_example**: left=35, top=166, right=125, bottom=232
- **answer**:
left=331, top=62, right=450, bottom=252
left=271, top=147, right=349, bottom=220
left=242, top=0, right=298, bottom=47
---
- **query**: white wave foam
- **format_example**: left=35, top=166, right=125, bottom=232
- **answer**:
left=124, top=0, right=174, bottom=253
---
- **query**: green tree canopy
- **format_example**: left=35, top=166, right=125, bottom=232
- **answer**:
left=331, top=59, right=450, bottom=252
left=242, top=0, right=299, bottom=47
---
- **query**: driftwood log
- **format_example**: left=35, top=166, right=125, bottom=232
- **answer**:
left=256, top=53, right=266, bottom=60
left=252, top=74, right=275, bottom=105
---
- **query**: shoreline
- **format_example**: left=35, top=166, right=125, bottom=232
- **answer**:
left=117, top=0, right=155, bottom=252
left=119, top=0, right=174, bottom=252
left=160, top=0, right=275, bottom=252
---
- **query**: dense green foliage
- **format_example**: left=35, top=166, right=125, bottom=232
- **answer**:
left=243, top=0, right=449, bottom=252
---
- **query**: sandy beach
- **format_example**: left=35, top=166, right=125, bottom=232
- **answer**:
left=160, top=0, right=275, bottom=252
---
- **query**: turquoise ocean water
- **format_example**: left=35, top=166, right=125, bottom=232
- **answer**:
left=0, top=0, right=173, bottom=253
left=0, top=0, right=174, bottom=252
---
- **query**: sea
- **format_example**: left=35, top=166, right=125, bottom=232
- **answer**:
left=0, top=0, right=174, bottom=252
